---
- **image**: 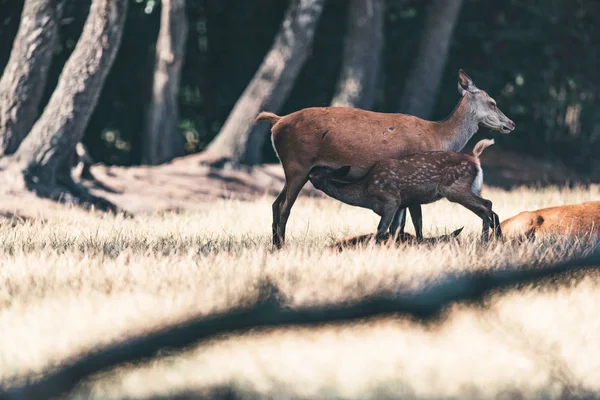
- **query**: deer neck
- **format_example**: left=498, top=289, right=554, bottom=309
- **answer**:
left=437, top=95, right=480, bottom=152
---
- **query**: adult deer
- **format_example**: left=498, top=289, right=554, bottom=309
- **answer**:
left=256, top=70, right=515, bottom=248
left=500, top=201, right=600, bottom=241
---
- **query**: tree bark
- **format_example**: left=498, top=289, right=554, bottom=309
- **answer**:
left=142, top=0, right=188, bottom=165
left=13, top=0, right=128, bottom=185
left=331, top=0, right=383, bottom=110
left=398, top=0, right=464, bottom=119
left=205, top=0, right=326, bottom=165
left=0, top=0, right=65, bottom=156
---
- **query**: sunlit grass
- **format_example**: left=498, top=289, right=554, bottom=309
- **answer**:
left=0, top=184, right=599, bottom=399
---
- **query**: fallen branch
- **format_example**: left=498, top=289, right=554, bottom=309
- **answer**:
left=3, top=251, right=600, bottom=400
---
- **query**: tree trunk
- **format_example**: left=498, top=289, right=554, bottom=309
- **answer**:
left=142, top=0, right=188, bottom=165
left=331, top=0, right=383, bottom=110
left=0, top=0, right=65, bottom=156
left=398, top=0, right=464, bottom=119
left=205, top=0, right=326, bottom=165
left=13, top=0, right=128, bottom=186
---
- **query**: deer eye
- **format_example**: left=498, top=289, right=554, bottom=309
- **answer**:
left=489, top=101, right=496, bottom=108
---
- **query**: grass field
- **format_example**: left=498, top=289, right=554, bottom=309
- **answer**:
left=1, top=184, right=600, bottom=399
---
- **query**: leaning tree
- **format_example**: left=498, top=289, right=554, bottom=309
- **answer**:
left=205, top=0, right=326, bottom=165
left=0, top=0, right=128, bottom=210
left=0, top=0, right=66, bottom=156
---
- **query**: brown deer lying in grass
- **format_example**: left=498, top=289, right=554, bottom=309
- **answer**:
left=308, top=139, right=503, bottom=244
left=256, top=70, right=515, bottom=248
left=500, top=201, right=600, bottom=241
left=330, top=227, right=464, bottom=252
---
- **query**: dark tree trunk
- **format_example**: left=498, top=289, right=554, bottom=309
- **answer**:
left=142, top=0, right=188, bottom=165
left=331, top=0, right=383, bottom=110
left=13, top=0, right=128, bottom=186
left=0, top=0, right=65, bottom=156
left=205, top=0, right=326, bottom=165
left=398, top=0, right=464, bottom=119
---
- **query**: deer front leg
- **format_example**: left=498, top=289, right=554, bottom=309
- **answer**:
left=273, top=174, right=308, bottom=249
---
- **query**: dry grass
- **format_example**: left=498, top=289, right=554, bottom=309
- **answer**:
left=1, top=184, right=600, bottom=399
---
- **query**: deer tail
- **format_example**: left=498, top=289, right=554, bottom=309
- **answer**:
left=472, top=139, right=495, bottom=158
left=255, top=111, right=282, bottom=125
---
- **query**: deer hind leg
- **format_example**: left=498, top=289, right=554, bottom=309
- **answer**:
left=491, top=210, right=504, bottom=240
left=273, top=173, right=308, bottom=249
left=482, top=199, right=503, bottom=241
left=446, top=192, right=494, bottom=244
left=272, top=185, right=287, bottom=248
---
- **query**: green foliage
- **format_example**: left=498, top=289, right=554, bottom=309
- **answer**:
left=0, top=0, right=598, bottom=172
left=441, top=0, right=600, bottom=173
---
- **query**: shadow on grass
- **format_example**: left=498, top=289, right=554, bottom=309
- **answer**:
left=2, top=250, right=600, bottom=400
left=82, top=381, right=599, bottom=400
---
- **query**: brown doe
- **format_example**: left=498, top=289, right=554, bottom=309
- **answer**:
left=308, top=139, right=503, bottom=244
left=500, top=201, right=600, bottom=242
left=256, top=70, right=515, bottom=248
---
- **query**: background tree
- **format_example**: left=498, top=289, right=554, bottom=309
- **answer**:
left=205, top=0, right=326, bottom=165
left=142, top=0, right=188, bottom=165
left=1, top=0, right=128, bottom=205
left=1, top=0, right=597, bottom=178
left=398, top=0, right=464, bottom=119
left=0, top=0, right=65, bottom=156
left=331, top=0, right=383, bottom=110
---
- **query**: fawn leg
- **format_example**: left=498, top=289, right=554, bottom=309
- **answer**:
left=389, top=207, right=406, bottom=239
left=481, top=215, right=491, bottom=244
left=491, top=211, right=504, bottom=240
left=446, top=192, right=494, bottom=245
left=409, top=205, right=423, bottom=240
left=376, top=204, right=398, bottom=243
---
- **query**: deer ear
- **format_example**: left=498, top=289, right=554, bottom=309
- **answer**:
left=458, top=69, right=478, bottom=94
left=458, top=69, right=473, bottom=87
left=458, top=82, right=467, bottom=97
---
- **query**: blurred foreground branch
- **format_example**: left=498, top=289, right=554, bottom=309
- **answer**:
left=3, top=250, right=600, bottom=400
